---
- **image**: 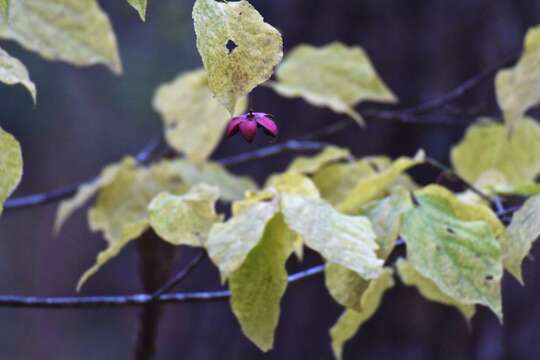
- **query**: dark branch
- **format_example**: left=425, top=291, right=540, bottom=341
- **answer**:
left=0, top=265, right=325, bottom=309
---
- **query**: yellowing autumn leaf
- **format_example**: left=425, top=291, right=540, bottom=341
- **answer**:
left=171, top=159, right=256, bottom=201
left=325, top=263, right=370, bottom=311
left=206, top=200, right=278, bottom=280
left=193, top=0, right=283, bottom=114
left=229, top=214, right=295, bottom=352
left=496, top=26, right=540, bottom=134
left=397, top=259, right=475, bottom=322
left=78, top=159, right=187, bottom=290
left=281, top=194, right=383, bottom=280
left=505, top=195, right=540, bottom=283
left=451, top=118, right=540, bottom=185
left=286, top=145, right=351, bottom=174
left=0, top=0, right=122, bottom=74
left=148, top=184, right=221, bottom=247
left=329, top=269, right=394, bottom=360
left=127, top=0, right=146, bottom=21
left=153, top=69, right=247, bottom=163
left=0, top=126, right=22, bottom=215
left=400, top=191, right=503, bottom=319
left=337, top=151, right=424, bottom=214
left=0, top=47, right=35, bottom=103
left=268, top=42, right=396, bottom=125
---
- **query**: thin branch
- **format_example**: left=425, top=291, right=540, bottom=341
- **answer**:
left=0, top=265, right=325, bottom=309
left=150, top=252, right=207, bottom=300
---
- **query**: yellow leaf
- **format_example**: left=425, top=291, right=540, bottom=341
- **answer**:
left=193, top=0, right=283, bottom=114
left=269, top=42, right=397, bottom=125
left=397, top=259, right=475, bottom=322
left=0, top=126, right=22, bottom=215
left=286, top=145, right=351, bottom=174
left=451, top=118, right=540, bottom=185
left=337, top=151, right=424, bottom=214
left=0, top=47, right=35, bottom=103
left=0, top=0, right=122, bottom=74
left=325, top=263, right=370, bottom=312
left=148, top=184, right=221, bottom=247
left=153, top=69, right=247, bottom=163
left=127, top=0, right=146, bottom=21
left=229, top=214, right=295, bottom=351
left=505, top=195, right=540, bottom=283
left=496, top=26, right=540, bottom=134
left=329, top=269, right=394, bottom=360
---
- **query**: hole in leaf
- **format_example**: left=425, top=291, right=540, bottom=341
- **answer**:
left=485, top=275, right=494, bottom=282
left=226, top=39, right=238, bottom=54
left=446, top=227, right=455, bottom=235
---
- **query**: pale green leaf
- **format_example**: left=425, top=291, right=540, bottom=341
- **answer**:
left=78, top=159, right=187, bottom=290
left=148, top=184, right=221, bottom=247
left=0, top=0, right=8, bottom=18
left=365, top=186, right=413, bottom=259
left=0, top=0, right=122, bottom=74
left=153, top=69, right=247, bottom=163
left=397, top=259, right=475, bottom=321
left=313, top=160, right=376, bottom=206
left=0, top=126, right=22, bottom=215
left=54, top=161, right=125, bottom=234
left=336, top=151, right=424, bottom=214
left=400, top=191, right=503, bottom=319
left=286, top=145, right=351, bottom=174
left=171, top=159, right=256, bottom=201
left=229, top=213, right=295, bottom=352
left=192, top=0, right=283, bottom=114
left=269, top=42, right=397, bottom=125
left=207, top=200, right=278, bottom=279
left=330, top=269, right=394, bottom=360
left=451, top=118, right=540, bottom=185
left=268, top=172, right=320, bottom=198
left=0, top=46, right=35, bottom=103
left=496, top=26, right=540, bottom=134
left=127, top=0, right=146, bottom=21
left=504, top=195, right=540, bottom=283
left=77, top=221, right=147, bottom=291
left=325, top=263, right=369, bottom=312
left=281, top=195, right=383, bottom=280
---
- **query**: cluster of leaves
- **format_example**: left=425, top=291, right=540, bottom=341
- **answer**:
left=1, top=1, right=540, bottom=359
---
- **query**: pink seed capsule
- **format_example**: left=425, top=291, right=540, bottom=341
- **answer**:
left=225, top=111, right=278, bottom=143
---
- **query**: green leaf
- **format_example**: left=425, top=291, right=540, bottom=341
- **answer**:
left=325, top=263, right=369, bottom=311
left=229, top=213, right=295, bottom=352
left=281, top=195, right=383, bottom=280
left=268, top=42, right=396, bottom=125
left=400, top=191, right=503, bottom=319
left=0, top=47, right=36, bottom=103
left=171, top=159, right=256, bottom=201
left=336, top=151, right=424, bottom=214
left=0, top=126, right=22, bottom=215
left=206, top=200, right=278, bottom=279
left=0, top=0, right=8, bottom=18
left=78, top=159, right=187, bottom=290
left=127, top=0, right=146, bottom=21
left=365, top=186, right=413, bottom=259
left=54, top=161, right=125, bottom=234
left=313, top=160, right=376, bottom=206
left=192, top=0, right=283, bottom=114
left=148, top=184, right=221, bottom=247
left=451, top=118, right=540, bottom=185
left=269, top=172, right=320, bottom=198
left=397, top=259, right=475, bottom=322
left=504, top=195, right=540, bottom=283
left=496, top=26, right=540, bottom=134
left=153, top=69, right=247, bottom=163
left=0, top=0, right=122, bottom=74
left=329, top=268, right=394, bottom=360
left=286, top=145, right=351, bottom=174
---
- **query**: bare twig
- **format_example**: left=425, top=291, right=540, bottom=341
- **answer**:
left=0, top=265, right=325, bottom=309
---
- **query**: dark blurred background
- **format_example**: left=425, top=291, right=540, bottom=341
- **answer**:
left=1, top=0, right=540, bottom=359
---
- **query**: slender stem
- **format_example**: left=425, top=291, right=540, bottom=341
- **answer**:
left=0, top=265, right=325, bottom=309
